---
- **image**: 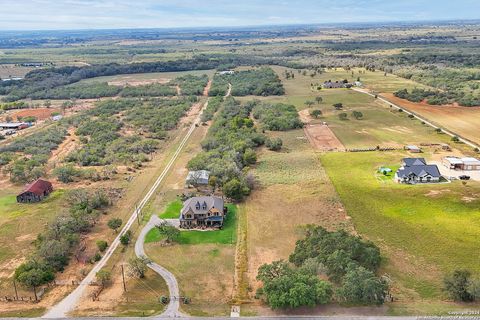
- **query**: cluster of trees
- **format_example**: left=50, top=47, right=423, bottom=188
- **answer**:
left=394, top=88, right=480, bottom=107
left=188, top=98, right=265, bottom=201
left=53, top=164, right=117, bottom=183
left=172, top=74, right=209, bottom=96
left=200, top=96, right=223, bottom=123
left=0, top=125, right=68, bottom=182
left=66, top=98, right=191, bottom=167
left=14, top=189, right=111, bottom=296
left=257, top=226, right=388, bottom=309
left=209, top=68, right=285, bottom=97
left=252, top=102, right=303, bottom=131
left=444, top=270, right=480, bottom=302
left=0, top=101, right=30, bottom=111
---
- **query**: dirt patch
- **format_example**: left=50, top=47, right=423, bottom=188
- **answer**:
left=48, top=127, right=79, bottom=167
left=304, top=124, right=345, bottom=151
left=12, top=108, right=60, bottom=121
left=462, top=196, right=477, bottom=203
left=298, top=109, right=313, bottom=123
left=424, top=189, right=450, bottom=197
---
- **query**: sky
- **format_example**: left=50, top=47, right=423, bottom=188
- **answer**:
left=0, top=0, right=479, bottom=30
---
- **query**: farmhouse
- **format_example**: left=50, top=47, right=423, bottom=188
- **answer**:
left=185, top=170, right=210, bottom=187
left=17, top=179, right=53, bottom=203
left=396, top=158, right=442, bottom=184
left=179, top=196, right=226, bottom=229
left=443, top=157, right=480, bottom=171
left=322, top=80, right=348, bottom=89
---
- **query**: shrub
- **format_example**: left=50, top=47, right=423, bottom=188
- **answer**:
left=96, top=240, right=108, bottom=252
left=444, top=270, right=475, bottom=302
left=107, top=218, right=123, bottom=232
left=266, top=137, right=283, bottom=151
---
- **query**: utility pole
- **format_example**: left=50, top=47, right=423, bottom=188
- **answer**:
left=121, top=265, right=127, bottom=292
left=13, top=279, right=18, bottom=300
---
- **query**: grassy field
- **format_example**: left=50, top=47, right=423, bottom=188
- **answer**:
left=146, top=204, right=237, bottom=245
left=158, top=199, right=183, bottom=219
left=0, top=188, right=66, bottom=273
left=320, top=151, right=480, bottom=311
left=241, top=129, right=353, bottom=306
left=80, top=69, right=215, bottom=85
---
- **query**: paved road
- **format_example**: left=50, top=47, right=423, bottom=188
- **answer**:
left=43, top=100, right=207, bottom=318
left=135, top=215, right=186, bottom=317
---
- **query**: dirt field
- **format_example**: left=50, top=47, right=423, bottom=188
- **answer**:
left=11, top=108, right=60, bottom=121
left=304, top=124, right=345, bottom=151
left=108, top=78, right=171, bottom=87
left=382, top=93, right=480, bottom=146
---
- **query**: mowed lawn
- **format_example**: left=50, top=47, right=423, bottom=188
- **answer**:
left=320, top=152, right=480, bottom=299
left=145, top=203, right=237, bottom=316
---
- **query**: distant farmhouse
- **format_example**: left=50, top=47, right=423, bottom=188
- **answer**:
left=17, top=179, right=53, bottom=203
left=185, top=170, right=210, bottom=188
left=179, top=196, right=226, bottom=229
left=395, top=158, right=442, bottom=184
left=443, top=157, right=480, bottom=171
left=322, top=80, right=354, bottom=89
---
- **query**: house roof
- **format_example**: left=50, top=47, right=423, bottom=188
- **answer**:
left=444, top=157, right=464, bottom=165
left=461, top=157, right=480, bottom=165
left=406, top=145, right=421, bottom=150
left=402, top=158, right=426, bottom=167
left=397, top=164, right=441, bottom=179
left=20, top=179, right=53, bottom=196
left=186, top=170, right=210, bottom=183
left=180, top=196, right=224, bottom=216
left=0, top=122, right=27, bottom=128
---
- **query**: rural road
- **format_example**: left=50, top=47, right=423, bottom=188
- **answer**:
left=352, top=88, right=480, bottom=150
left=43, top=98, right=208, bottom=318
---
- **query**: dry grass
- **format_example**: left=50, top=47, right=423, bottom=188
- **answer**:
left=243, top=129, right=353, bottom=299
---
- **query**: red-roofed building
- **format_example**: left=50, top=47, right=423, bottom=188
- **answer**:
left=17, top=179, right=53, bottom=203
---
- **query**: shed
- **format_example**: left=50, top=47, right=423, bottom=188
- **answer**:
left=405, top=145, right=422, bottom=153
left=443, top=157, right=464, bottom=170
left=461, top=157, right=480, bottom=171
left=17, top=179, right=53, bottom=203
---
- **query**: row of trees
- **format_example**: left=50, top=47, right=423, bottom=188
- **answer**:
left=188, top=98, right=265, bottom=201
left=257, top=226, right=388, bottom=309
left=394, top=88, right=480, bottom=107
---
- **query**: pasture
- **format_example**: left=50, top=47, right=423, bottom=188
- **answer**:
left=320, top=151, right=480, bottom=311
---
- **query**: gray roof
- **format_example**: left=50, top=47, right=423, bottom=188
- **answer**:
left=180, top=196, right=224, bottom=217
left=186, top=170, right=210, bottom=185
left=397, top=164, right=441, bottom=179
left=0, top=122, right=27, bottom=128
left=403, top=158, right=426, bottom=167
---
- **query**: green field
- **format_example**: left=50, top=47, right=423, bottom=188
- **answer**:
left=320, top=151, right=480, bottom=301
left=146, top=204, right=237, bottom=245
left=158, top=199, right=183, bottom=219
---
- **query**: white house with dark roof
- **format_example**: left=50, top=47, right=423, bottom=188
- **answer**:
left=396, top=158, right=442, bottom=184
left=179, top=196, right=226, bottom=229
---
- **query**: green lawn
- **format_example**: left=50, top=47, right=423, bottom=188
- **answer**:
left=159, top=199, right=183, bottom=219
left=320, top=151, right=480, bottom=299
left=146, top=204, right=237, bottom=245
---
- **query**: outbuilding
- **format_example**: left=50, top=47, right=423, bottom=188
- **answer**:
left=17, top=179, right=53, bottom=203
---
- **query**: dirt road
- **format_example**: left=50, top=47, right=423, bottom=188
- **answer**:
left=43, top=99, right=208, bottom=318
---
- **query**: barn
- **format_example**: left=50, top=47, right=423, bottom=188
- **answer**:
left=17, top=179, right=53, bottom=203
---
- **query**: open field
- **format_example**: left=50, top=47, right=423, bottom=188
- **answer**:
left=80, top=70, right=216, bottom=86
left=320, top=151, right=480, bottom=313
left=241, top=129, right=353, bottom=309
left=382, top=93, right=480, bottom=146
